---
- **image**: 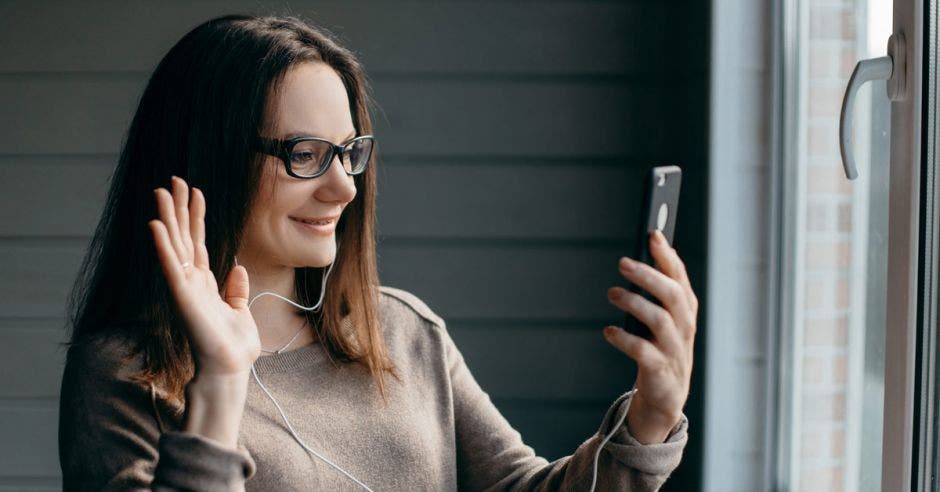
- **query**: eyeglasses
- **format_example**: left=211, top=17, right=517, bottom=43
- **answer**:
left=255, top=134, right=375, bottom=179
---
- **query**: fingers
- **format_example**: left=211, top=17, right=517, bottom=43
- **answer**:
left=170, top=176, right=195, bottom=264
left=650, top=230, right=698, bottom=314
left=154, top=176, right=202, bottom=269
left=608, top=287, right=682, bottom=349
left=618, top=256, right=695, bottom=334
left=148, top=219, right=184, bottom=286
left=603, top=325, right=663, bottom=368
left=154, top=187, right=190, bottom=265
left=190, top=187, right=210, bottom=269
left=224, top=265, right=250, bottom=310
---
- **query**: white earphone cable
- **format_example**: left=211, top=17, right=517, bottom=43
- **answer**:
left=239, top=242, right=630, bottom=492
left=243, top=249, right=335, bottom=311
left=588, top=386, right=637, bottom=492
left=239, top=241, right=374, bottom=492
left=249, top=364, right=374, bottom=491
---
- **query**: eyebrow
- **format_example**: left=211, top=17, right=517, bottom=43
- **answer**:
left=283, top=130, right=358, bottom=142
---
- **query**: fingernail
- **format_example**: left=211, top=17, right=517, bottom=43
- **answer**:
left=607, top=287, right=623, bottom=301
left=603, top=326, right=616, bottom=337
left=619, top=257, right=634, bottom=270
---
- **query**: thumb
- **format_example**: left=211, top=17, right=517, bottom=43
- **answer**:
left=223, top=264, right=250, bottom=310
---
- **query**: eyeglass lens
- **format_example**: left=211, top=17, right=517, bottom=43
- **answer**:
left=289, top=138, right=372, bottom=177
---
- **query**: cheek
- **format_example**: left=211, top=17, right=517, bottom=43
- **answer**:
left=242, top=210, right=272, bottom=249
left=253, top=170, right=299, bottom=223
left=243, top=200, right=286, bottom=240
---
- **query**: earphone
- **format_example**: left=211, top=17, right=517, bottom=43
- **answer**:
left=239, top=241, right=375, bottom=492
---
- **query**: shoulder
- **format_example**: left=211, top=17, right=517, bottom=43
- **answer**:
left=377, top=286, right=454, bottom=362
left=378, top=285, right=446, bottom=330
left=60, top=328, right=186, bottom=441
left=60, top=329, right=160, bottom=421
left=60, top=328, right=180, bottom=423
left=63, top=329, right=183, bottom=410
left=63, top=329, right=145, bottom=387
left=59, top=330, right=161, bottom=444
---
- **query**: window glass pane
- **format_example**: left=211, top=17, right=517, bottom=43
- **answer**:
left=787, top=0, right=892, bottom=491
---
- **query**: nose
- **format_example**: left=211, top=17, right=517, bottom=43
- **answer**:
left=315, top=153, right=357, bottom=203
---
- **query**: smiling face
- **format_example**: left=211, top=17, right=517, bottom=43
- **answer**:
left=237, top=61, right=359, bottom=271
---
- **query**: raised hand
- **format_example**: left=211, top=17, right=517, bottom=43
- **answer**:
left=604, top=229, right=697, bottom=444
left=148, top=176, right=261, bottom=377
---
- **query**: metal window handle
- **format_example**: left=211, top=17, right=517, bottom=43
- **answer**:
left=840, top=33, right=907, bottom=180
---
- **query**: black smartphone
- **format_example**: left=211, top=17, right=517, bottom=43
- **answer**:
left=623, top=165, right=682, bottom=340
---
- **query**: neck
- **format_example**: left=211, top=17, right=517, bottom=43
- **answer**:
left=238, top=258, right=316, bottom=352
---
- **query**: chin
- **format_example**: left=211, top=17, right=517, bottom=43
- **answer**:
left=303, top=247, right=337, bottom=268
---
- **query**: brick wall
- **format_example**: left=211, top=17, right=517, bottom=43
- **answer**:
left=799, top=1, right=859, bottom=490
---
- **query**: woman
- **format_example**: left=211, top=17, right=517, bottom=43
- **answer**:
left=58, top=13, right=697, bottom=491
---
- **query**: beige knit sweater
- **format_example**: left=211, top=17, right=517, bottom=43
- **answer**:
left=58, top=285, right=688, bottom=491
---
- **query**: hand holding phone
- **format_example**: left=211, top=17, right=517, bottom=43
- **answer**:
left=623, top=165, right=682, bottom=340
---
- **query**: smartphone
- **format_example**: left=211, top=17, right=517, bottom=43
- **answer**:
left=623, top=165, right=682, bottom=340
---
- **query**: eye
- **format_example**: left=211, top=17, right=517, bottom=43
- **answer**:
left=288, top=140, right=330, bottom=166
left=290, top=150, right=317, bottom=163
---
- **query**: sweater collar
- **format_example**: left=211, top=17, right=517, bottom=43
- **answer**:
left=251, top=341, right=329, bottom=374
left=250, top=316, right=353, bottom=374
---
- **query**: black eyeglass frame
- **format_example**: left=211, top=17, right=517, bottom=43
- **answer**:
left=254, top=134, right=375, bottom=179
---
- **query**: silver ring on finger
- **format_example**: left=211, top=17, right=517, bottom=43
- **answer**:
left=181, top=261, right=192, bottom=269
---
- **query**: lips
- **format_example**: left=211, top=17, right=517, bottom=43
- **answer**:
left=289, top=214, right=340, bottom=225
left=289, top=214, right=339, bottom=237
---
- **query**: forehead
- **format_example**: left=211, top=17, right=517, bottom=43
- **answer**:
left=268, top=61, right=355, bottom=141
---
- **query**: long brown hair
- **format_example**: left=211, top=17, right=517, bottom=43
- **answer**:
left=65, top=14, right=397, bottom=405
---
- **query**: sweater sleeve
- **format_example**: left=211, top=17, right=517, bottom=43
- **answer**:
left=58, top=334, right=256, bottom=491
left=440, top=321, right=688, bottom=491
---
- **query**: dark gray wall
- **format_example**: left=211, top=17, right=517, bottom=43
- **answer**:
left=0, top=1, right=709, bottom=489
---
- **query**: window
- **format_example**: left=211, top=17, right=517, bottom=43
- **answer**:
left=777, top=0, right=932, bottom=490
